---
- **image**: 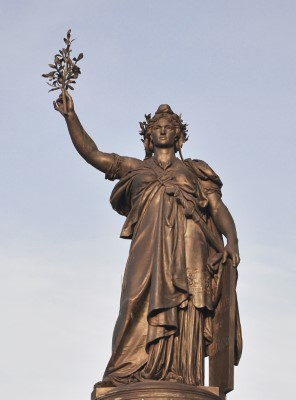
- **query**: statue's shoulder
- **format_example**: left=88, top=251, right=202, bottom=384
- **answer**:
left=185, top=158, right=223, bottom=188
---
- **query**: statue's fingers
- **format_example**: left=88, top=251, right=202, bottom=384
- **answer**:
left=53, top=101, right=61, bottom=112
left=56, top=96, right=63, bottom=104
left=64, top=91, right=73, bottom=107
left=53, top=101, right=65, bottom=115
left=222, top=249, right=228, bottom=264
left=233, top=254, right=240, bottom=268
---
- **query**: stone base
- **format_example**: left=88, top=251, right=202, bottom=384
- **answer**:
left=92, top=381, right=224, bottom=400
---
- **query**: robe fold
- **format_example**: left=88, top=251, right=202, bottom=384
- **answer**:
left=100, top=156, right=241, bottom=386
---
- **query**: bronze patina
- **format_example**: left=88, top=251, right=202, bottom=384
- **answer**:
left=53, top=93, right=242, bottom=400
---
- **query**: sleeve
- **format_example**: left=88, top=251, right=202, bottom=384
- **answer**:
left=185, top=158, right=223, bottom=197
left=105, top=153, right=123, bottom=181
left=200, top=179, right=222, bottom=197
left=195, top=159, right=223, bottom=197
left=105, top=153, right=142, bottom=181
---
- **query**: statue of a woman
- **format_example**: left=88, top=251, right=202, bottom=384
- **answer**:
left=54, top=94, right=242, bottom=389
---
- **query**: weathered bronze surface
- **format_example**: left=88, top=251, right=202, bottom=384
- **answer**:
left=54, top=95, right=242, bottom=398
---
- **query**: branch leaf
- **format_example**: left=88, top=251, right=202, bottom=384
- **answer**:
left=42, top=28, right=83, bottom=94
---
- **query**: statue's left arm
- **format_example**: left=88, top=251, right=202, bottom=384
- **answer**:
left=207, top=193, right=240, bottom=268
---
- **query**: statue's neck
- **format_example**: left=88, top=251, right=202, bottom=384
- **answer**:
left=153, top=147, right=176, bottom=164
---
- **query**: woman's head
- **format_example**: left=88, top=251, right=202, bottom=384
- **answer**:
left=139, top=104, right=188, bottom=159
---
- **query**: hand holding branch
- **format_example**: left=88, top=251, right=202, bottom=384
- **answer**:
left=53, top=91, right=74, bottom=117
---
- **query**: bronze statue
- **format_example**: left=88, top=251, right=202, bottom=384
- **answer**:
left=54, top=93, right=242, bottom=398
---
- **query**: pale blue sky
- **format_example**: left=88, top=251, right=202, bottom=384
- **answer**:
left=1, top=1, right=295, bottom=399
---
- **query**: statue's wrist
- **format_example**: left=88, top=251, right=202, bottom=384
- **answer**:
left=64, top=109, right=75, bottom=120
left=227, top=237, right=238, bottom=246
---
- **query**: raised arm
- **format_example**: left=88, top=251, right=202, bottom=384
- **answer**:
left=207, top=192, right=240, bottom=268
left=53, top=92, right=140, bottom=176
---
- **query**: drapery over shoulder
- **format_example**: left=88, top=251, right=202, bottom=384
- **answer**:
left=109, top=157, right=223, bottom=238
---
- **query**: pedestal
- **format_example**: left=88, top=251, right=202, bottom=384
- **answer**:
left=92, top=381, right=224, bottom=400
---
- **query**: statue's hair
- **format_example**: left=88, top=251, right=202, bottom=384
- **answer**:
left=139, top=104, right=188, bottom=160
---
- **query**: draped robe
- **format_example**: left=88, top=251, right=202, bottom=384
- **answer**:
left=100, top=156, right=241, bottom=386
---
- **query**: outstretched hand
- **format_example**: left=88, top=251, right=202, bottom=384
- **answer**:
left=53, top=91, right=74, bottom=117
left=222, top=242, right=240, bottom=268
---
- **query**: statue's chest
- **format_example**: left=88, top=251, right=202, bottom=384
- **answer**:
left=130, top=163, right=198, bottom=198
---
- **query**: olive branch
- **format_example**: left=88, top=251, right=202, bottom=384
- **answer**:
left=42, top=29, right=83, bottom=113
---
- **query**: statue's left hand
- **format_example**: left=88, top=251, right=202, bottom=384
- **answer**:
left=222, top=242, right=240, bottom=268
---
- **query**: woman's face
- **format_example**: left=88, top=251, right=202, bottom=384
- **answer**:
left=151, top=117, right=176, bottom=149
